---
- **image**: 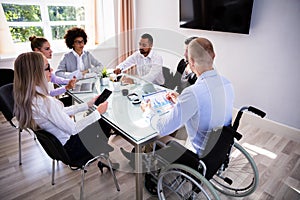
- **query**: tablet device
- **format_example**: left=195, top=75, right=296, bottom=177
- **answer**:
left=94, top=88, right=112, bottom=106
left=142, top=90, right=173, bottom=115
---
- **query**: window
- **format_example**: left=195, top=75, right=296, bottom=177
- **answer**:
left=1, top=0, right=116, bottom=53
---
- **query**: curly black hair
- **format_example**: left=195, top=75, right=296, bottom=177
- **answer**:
left=64, top=27, right=88, bottom=49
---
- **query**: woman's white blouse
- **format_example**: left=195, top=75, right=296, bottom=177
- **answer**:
left=32, top=95, right=100, bottom=145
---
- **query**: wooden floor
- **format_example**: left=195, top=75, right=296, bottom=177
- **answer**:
left=0, top=112, right=299, bottom=200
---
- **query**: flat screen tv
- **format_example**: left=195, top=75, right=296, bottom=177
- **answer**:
left=180, top=0, right=254, bottom=34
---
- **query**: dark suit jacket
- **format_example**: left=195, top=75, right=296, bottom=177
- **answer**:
left=176, top=59, right=197, bottom=85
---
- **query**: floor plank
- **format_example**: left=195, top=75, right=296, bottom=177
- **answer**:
left=0, top=113, right=299, bottom=200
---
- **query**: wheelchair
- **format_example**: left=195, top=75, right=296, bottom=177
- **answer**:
left=143, top=106, right=266, bottom=200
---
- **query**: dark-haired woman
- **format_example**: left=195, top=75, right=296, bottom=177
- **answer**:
left=55, top=27, right=103, bottom=79
left=29, top=36, right=76, bottom=97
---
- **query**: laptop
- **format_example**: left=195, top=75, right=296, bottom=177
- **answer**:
left=71, top=82, right=95, bottom=93
left=142, top=90, right=173, bottom=115
left=142, top=83, right=156, bottom=94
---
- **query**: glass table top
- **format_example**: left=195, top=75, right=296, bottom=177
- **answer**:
left=67, top=74, right=165, bottom=144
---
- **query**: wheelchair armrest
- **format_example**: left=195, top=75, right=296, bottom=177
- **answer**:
left=198, top=160, right=207, bottom=177
left=152, top=140, right=168, bottom=155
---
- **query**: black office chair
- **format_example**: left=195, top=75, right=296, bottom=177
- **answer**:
left=162, top=66, right=191, bottom=94
left=0, top=68, right=14, bottom=87
left=34, top=129, right=120, bottom=200
left=0, top=83, right=29, bottom=165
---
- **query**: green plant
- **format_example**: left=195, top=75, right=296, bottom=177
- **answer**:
left=102, top=67, right=108, bottom=78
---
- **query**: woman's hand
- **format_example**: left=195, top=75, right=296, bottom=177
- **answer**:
left=65, top=76, right=77, bottom=90
left=81, top=69, right=89, bottom=77
left=87, top=95, right=99, bottom=108
left=96, top=101, right=108, bottom=114
left=166, top=91, right=179, bottom=104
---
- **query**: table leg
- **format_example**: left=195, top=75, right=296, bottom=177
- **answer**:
left=135, top=144, right=143, bottom=200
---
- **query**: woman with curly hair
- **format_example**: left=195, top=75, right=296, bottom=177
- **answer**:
left=55, top=27, right=103, bottom=79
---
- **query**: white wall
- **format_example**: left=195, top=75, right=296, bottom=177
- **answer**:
left=135, top=0, right=300, bottom=129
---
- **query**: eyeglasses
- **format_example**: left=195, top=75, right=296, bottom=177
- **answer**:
left=139, top=42, right=150, bottom=48
left=44, top=63, right=51, bottom=72
left=74, top=40, right=85, bottom=45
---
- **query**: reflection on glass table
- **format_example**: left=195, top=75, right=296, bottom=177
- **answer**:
left=66, top=74, right=168, bottom=144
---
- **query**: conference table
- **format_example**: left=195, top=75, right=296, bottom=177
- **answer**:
left=67, top=74, right=164, bottom=200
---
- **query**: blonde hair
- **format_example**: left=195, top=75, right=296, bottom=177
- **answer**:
left=13, top=52, right=49, bottom=130
left=188, top=38, right=215, bottom=71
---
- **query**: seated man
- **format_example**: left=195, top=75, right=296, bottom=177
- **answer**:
left=121, top=37, right=235, bottom=171
left=175, top=36, right=198, bottom=93
left=163, top=36, right=197, bottom=94
left=113, top=33, right=164, bottom=85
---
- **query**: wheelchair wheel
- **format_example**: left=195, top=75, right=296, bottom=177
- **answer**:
left=210, top=142, right=259, bottom=197
left=157, top=164, right=220, bottom=200
left=144, top=172, right=158, bottom=195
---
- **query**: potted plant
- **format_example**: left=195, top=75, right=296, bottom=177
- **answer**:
left=100, top=67, right=109, bottom=85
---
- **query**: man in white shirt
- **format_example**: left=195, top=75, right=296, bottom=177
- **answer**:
left=121, top=38, right=234, bottom=174
left=113, top=33, right=164, bottom=85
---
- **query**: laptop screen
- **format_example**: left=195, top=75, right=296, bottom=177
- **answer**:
left=71, top=82, right=94, bottom=93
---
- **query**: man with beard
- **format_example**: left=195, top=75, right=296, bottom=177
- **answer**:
left=113, top=33, right=164, bottom=85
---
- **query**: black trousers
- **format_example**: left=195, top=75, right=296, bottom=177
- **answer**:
left=155, top=140, right=201, bottom=171
left=64, top=119, right=113, bottom=161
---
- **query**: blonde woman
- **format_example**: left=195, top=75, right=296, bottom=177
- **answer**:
left=13, top=52, right=117, bottom=169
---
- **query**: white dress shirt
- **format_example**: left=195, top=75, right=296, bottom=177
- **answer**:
left=72, top=50, right=85, bottom=71
left=32, top=87, right=101, bottom=145
left=116, top=50, right=164, bottom=85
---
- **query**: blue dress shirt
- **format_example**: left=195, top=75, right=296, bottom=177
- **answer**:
left=151, top=69, right=234, bottom=156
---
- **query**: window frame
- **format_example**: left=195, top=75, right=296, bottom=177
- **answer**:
left=1, top=0, right=116, bottom=55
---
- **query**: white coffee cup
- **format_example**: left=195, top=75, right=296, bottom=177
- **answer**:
left=113, top=82, right=121, bottom=92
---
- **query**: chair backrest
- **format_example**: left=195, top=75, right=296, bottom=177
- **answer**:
left=201, top=126, right=236, bottom=179
left=0, top=83, right=14, bottom=122
left=0, top=68, right=14, bottom=87
left=34, top=129, right=73, bottom=165
left=161, top=66, right=192, bottom=93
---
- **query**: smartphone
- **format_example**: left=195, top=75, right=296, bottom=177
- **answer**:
left=94, top=88, right=112, bottom=106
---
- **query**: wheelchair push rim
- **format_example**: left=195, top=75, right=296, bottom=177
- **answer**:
left=157, top=164, right=220, bottom=200
left=210, top=142, right=259, bottom=197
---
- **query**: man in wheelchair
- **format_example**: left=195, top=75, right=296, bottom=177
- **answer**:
left=121, top=37, right=235, bottom=197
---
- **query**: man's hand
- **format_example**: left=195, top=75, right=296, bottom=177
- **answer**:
left=120, top=76, right=134, bottom=84
left=141, top=99, right=151, bottom=112
left=166, top=91, right=179, bottom=104
left=113, top=68, right=121, bottom=75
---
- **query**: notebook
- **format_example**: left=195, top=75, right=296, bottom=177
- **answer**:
left=71, top=82, right=95, bottom=93
left=142, top=90, right=173, bottom=115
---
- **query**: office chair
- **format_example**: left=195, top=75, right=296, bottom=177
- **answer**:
left=0, top=83, right=30, bottom=165
left=34, top=129, right=120, bottom=200
left=0, top=68, right=14, bottom=87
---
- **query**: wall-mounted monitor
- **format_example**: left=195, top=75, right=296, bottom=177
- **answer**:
left=180, top=0, right=254, bottom=34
